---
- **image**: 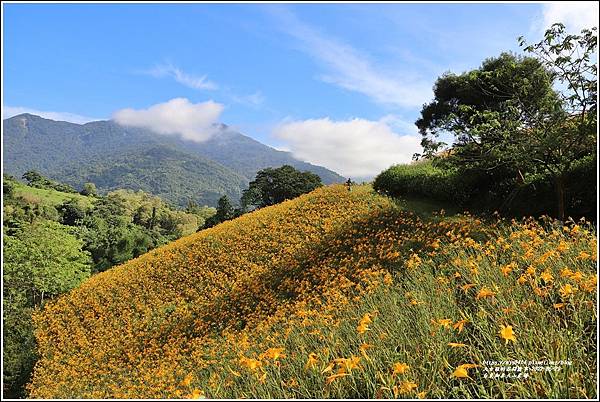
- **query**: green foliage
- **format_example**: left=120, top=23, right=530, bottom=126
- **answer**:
left=241, top=165, right=323, bottom=209
left=374, top=157, right=597, bottom=221
left=76, top=197, right=161, bottom=273
left=2, top=175, right=218, bottom=397
left=204, top=195, right=236, bottom=228
left=374, top=161, right=476, bottom=206
left=416, top=52, right=560, bottom=169
left=80, top=182, right=97, bottom=197
left=415, top=24, right=597, bottom=220
left=4, top=174, right=17, bottom=197
left=22, top=170, right=77, bottom=193
left=56, top=146, right=247, bottom=207
left=3, top=221, right=91, bottom=397
left=57, top=199, right=90, bottom=226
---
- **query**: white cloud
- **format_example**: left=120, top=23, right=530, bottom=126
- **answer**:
left=539, top=2, right=598, bottom=33
left=273, top=117, right=422, bottom=178
left=113, top=98, right=224, bottom=142
left=271, top=9, right=432, bottom=109
left=146, top=63, right=218, bottom=90
left=3, top=106, right=100, bottom=124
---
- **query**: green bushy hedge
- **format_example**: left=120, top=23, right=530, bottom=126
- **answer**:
left=372, top=161, right=480, bottom=206
left=373, top=156, right=596, bottom=220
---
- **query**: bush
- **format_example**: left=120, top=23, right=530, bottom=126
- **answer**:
left=373, top=161, right=480, bottom=206
left=374, top=157, right=597, bottom=221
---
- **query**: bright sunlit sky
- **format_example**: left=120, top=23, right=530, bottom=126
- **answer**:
left=2, top=2, right=598, bottom=177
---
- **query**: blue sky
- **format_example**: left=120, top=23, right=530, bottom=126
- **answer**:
left=3, top=2, right=598, bottom=177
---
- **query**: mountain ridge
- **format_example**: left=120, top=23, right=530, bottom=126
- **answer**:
left=3, top=113, right=344, bottom=206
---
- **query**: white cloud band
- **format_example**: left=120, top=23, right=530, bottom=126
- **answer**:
left=112, top=98, right=224, bottom=142
left=273, top=117, right=422, bottom=178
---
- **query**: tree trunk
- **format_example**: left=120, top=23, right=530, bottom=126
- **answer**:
left=554, top=175, right=566, bottom=222
left=149, top=207, right=156, bottom=230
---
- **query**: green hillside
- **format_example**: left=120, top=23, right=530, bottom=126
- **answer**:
left=55, top=146, right=248, bottom=207
left=10, top=179, right=94, bottom=209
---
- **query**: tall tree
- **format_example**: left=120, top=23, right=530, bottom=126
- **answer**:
left=203, top=195, right=235, bottom=228
left=416, top=24, right=597, bottom=220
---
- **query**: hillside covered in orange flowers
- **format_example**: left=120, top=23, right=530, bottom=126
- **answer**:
left=29, top=185, right=597, bottom=399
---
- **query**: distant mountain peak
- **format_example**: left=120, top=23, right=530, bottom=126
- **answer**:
left=3, top=113, right=344, bottom=206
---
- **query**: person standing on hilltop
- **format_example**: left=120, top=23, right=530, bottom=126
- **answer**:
left=346, top=178, right=352, bottom=192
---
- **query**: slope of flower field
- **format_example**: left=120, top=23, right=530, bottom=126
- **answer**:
left=29, top=185, right=597, bottom=399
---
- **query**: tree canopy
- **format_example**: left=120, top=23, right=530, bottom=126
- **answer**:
left=241, top=165, right=322, bottom=209
left=416, top=24, right=597, bottom=220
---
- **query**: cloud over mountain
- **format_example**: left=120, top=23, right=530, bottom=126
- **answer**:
left=273, top=117, right=421, bottom=178
left=113, top=98, right=224, bottom=142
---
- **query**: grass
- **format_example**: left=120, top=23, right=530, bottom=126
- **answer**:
left=12, top=181, right=95, bottom=208
left=28, top=185, right=597, bottom=399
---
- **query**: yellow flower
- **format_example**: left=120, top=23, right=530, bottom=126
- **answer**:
left=500, top=262, right=517, bottom=277
left=476, top=287, right=496, bottom=299
left=499, top=325, right=516, bottom=344
left=239, top=356, right=262, bottom=371
left=556, top=241, right=569, bottom=253
left=540, top=270, right=553, bottom=283
left=357, top=313, right=374, bottom=334
left=560, top=268, right=574, bottom=278
left=180, top=373, right=193, bottom=387
left=453, top=319, right=468, bottom=333
left=394, top=381, right=418, bottom=395
left=356, top=322, right=370, bottom=334
left=451, top=363, right=480, bottom=379
left=559, top=284, right=576, bottom=298
left=325, top=373, right=349, bottom=385
left=305, top=353, right=319, bottom=370
left=460, top=283, right=477, bottom=293
left=392, top=362, right=410, bottom=375
left=553, top=303, right=566, bottom=309
left=341, top=355, right=361, bottom=373
left=360, top=313, right=373, bottom=325
left=263, top=347, right=285, bottom=360
left=321, top=362, right=335, bottom=374
left=451, top=366, right=470, bottom=379
left=517, top=275, right=527, bottom=285
left=448, top=342, right=467, bottom=348
left=570, top=271, right=584, bottom=282
left=436, top=318, right=453, bottom=328
left=417, top=391, right=427, bottom=399
left=188, top=389, right=205, bottom=399
left=359, top=343, right=373, bottom=359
